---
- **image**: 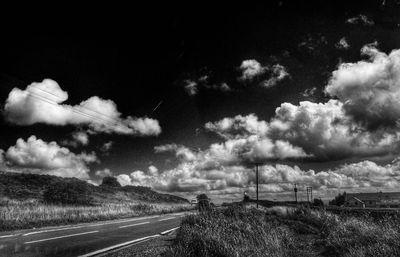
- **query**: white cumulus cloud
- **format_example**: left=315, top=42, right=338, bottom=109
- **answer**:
left=238, top=60, right=289, bottom=88
left=3, top=79, right=161, bottom=136
left=123, top=45, right=400, bottom=198
left=4, top=135, right=97, bottom=179
left=238, top=59, right=267, bottom=81
left=116, top=151, right=400, bottom=198
left=95, top=168, right=113, bottom=178
left=325, top=45, right=400, bottom=128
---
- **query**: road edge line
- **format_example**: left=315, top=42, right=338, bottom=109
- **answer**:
left=160, top=227, right=180, bottom=235
left=24, top=230, right=99, bottom=244
left=78, top=234, right=160, bottom=257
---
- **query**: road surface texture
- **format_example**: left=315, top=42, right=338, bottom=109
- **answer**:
left=0, top=212, right=187, bottom=257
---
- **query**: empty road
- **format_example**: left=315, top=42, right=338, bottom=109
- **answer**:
left=0, top=212, right=188, bottom=257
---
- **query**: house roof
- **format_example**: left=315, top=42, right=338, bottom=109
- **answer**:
left=345, top=192, right=400, bottom=201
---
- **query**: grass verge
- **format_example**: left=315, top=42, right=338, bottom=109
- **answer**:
left=165, top=205, right=400, bottom=257
left=0, top=198, right=193, bottom=231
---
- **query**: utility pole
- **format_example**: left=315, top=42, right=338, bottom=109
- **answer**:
left=306, top=187, right=313, bottom=203
left=255, top=163, right=259, bottom=208
left=294, top=183, right=298, bottom=204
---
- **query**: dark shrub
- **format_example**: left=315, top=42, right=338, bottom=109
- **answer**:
left=43, top=181, right=93, bottom=205
left=313, top=198, right=324, bottom=207
left=329, top=192, right=346, bottom=206
left=197, top=194, right=210, bottom=212
left=101, top=176, right=121, bottom=187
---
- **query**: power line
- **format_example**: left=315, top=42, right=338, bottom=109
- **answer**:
left=24, top=90, right=131, bottom=131
left=151, top=100, right=163, bottom=114
left=1, top=73, right=203, bottom=134
left=0, top=73, right=133, bottom=130
left=28, top=86, right=124, bottom=125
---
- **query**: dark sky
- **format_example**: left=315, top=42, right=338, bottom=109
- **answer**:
left=1, top=1, right=400, bottom=200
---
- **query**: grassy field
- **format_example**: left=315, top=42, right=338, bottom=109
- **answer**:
left=165, top=205, right=400, bottom=257
left=0, top=198, right=193, bottom=231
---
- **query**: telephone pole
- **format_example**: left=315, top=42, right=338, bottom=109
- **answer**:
left=294, top=183, right=298, bottom=203
left=255, top=163, right=259, bottom=208
left=306, top=187, right=313, bottom=203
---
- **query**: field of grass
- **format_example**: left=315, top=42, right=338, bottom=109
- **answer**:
left=0, top=198, right=194, bottom=231
left=165, top=205, right=400, bottom=257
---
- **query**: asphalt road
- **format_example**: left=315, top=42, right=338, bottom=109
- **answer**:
left=0, top=212, right=188, bottom=257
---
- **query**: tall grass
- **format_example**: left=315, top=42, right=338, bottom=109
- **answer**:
left=0, top=198, right=193, bottom=231
left=285, top=207, right=400, bottom=256
left=166, top=207, right=308, bottom=257
left=167, top=205, right=400, bottom=257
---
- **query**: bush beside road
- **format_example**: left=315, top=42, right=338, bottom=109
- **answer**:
left=163, top=205, right=400, bottom=257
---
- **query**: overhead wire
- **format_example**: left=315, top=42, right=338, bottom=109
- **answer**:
left=22, top=90, right=131, bottom=131
left=28, top=86, right=125, bottom=125
left=0, top=73, right=133, bottom=130
left=1, top=72, right=205, bottom=134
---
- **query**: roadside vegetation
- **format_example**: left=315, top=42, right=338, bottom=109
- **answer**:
left=0, top=198, right=193, bottom=231
left=166, top=205, right=400, bottom=257
left=0, top=172, right=193, bottom=231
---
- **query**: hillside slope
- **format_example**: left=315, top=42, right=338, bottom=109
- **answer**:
left=0, top=171, right=188, bottom=204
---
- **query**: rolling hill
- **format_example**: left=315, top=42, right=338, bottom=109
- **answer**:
left=0, top=171, right=188, bottom=205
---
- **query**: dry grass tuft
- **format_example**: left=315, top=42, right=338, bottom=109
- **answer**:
left=166, top=205, right=400, bottom=257
left=0, top=198, right=193, bottom=231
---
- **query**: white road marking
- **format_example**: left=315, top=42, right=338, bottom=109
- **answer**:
left=22, top=215, right=163, bottom=237
left=84, top=216, right=158, bottom=227
left=160, top=227, right=180, bottom=235
left=0, top=234, right=18, bottom=239
left=119, top=221, right=150, bottom=229
left=158, top=217, right=176, bottom=221
left=24, top=230, right=99, bottom=244
left=78, top=235, right=160, bottom=257
left=23, top=226, right=85, bottom=236
left=9, top=212, right=185, bottom=240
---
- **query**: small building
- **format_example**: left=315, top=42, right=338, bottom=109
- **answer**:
left=344, top=192, right=400, bottom=208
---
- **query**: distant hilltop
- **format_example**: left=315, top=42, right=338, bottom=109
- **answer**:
left=0, top=171, right=188, bottom=205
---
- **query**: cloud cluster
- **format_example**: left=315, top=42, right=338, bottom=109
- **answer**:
left=261, top=64, right=289, bottom=88
left=183, top=80, right=199, bottom=96
left=2, top=136, right=97, bottom=179
left=206, top=100, right=400, bottom=161
left=238, top=60, right=289, bottom=87
left=238, top=59, right=267, bottom=81
left=95, top=168, right=113, bottom=178
left=326, top=45, right=400, bottom=128
left=3, top=79, right=161, bottom=136
left=205, top=114, right=269, bottom=139
left=116, top=165, right=160, bottom=187
left=155, top=144, right=198, bottom=162
left=183, top=76, right=231, bottom=96
left=335, top=37, right=350, bottom=50
left=116, top=147, right=400, bottom=198
left=346, top=14, right=374, bottom=26
left=206, top=46, right=400, bottom=162
left=124, top=45, right=400, bottom=199
left=101, top=141, right=113, bottom=153
left=62, top=131, right=89, bottom=147
left=302, top=87, right=317, bottom=98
